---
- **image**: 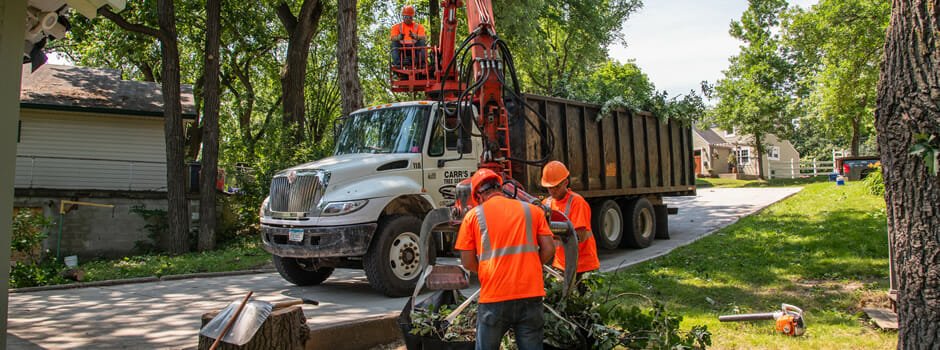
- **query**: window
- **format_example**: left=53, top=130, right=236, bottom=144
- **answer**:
left=428, top=107, right=472, bottom=157
left=734, top=148, right=751, bottom=165
left=769, top=146, right=780, bottom=160
left=725, top=128, right=736, bottom=137
left=334, top=105, right=430, bottom=155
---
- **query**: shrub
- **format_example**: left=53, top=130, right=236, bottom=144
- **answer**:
left=11, top=210, right=52, bottom=263
left=10, top=210, right=66, bottom=288
left=862, top=164, right=885, bottom=196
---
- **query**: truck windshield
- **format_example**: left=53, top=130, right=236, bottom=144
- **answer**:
left=334, top=105, right=430, bottom=155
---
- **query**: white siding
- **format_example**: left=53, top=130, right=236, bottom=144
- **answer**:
left=15, top=109, right=170, bottom=191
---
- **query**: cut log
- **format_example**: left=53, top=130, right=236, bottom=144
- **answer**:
left=198, top=305, right=309, bottom=350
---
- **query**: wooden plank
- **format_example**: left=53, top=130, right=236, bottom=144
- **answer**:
left=566, top=104, right=585, bottom=190
left=602, top=112, right=617, bottom=190
left=584, top=107, right=602, bottom=190
left=635, top=116, right=649, bottom=187
left=646, top=116, right=660, bottom=187
left=862, top=308, right=898, bottom=330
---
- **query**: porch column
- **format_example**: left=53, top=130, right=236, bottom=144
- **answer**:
left=0, top=0, right=27, bottom=344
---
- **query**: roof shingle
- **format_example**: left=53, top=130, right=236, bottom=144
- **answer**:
left=19, top=64, right=196, bottom=118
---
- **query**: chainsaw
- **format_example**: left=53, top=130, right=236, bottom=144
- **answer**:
left=719, top=303, right=806, bottom=336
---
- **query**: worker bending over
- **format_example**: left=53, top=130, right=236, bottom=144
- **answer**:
left=541, top=161, right=601, bottom=279
left=390, top=5, right=427, bottom=67
left=456, top=169, right=555, bottom=350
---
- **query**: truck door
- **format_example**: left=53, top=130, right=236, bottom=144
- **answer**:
left=423, top=106, right=478, bottom=208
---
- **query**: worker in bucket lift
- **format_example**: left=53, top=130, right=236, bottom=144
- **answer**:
left=456, top=169, right=555, bottom=350
left=390, top=5, right=427, bottom=68
left=541, top=161, right=601, bottom=281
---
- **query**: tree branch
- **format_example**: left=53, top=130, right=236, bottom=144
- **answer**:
left=276, top=2, right=299, bottom=35
left=98, top=7, right=164, bottom=41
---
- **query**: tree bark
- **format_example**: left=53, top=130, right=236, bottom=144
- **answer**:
left=198, top=0, right=222, bottom=252
left=429, top=0, right=440, bottom=46
left=198, top=305, right=309, bottom=350
left=100, top=3, right=189, bottom=254
left=753, top=133, right=766, bottom=180
left=277, top=0, right=324, bottom=142
left=157, top=0, right=189, bottom=254
left=851, top=116, right=861, bottom=156
left=875, top=1, right=940, bottom=348
left=337, top=0, right=363, bottom=117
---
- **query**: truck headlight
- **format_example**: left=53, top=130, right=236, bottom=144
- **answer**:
left=320, top=200, right=368, bottom=216
left=260, top=197, right=270, bottom=218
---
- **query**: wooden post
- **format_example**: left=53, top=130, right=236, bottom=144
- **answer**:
left=0, top=0, right=28, bottom=343
left=813, top=159, right=818, bottom=176
left=198, top=306, right=310, bottom=350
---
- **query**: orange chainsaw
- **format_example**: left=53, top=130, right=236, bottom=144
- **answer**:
left=719, top=303, right=806, bottom=336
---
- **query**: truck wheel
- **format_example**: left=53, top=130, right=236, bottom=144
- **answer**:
left=364, top=215, right=432, bottom=297
left=620, top=198, right=656, bottom=249
left=273, top=256, right=334, bottom=286
left=591, top=200, right=623, bottom=250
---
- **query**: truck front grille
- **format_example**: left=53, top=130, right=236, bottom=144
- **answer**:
left=268, top=170, right=328, bottom=214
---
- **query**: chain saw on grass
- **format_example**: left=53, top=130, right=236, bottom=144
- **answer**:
left=719, top=303, right=806, bottom=336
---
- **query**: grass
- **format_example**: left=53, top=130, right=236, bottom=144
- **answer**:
left=607, top=181, right=896, bottom=349
left=78, top=235, right=270, bottom=282
left=696, top=176, right=830, bottom=188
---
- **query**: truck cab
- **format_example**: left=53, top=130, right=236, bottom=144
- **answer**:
left=260, top=101, right=480, bottom=296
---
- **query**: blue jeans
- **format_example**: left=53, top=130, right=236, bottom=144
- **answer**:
left=476, top=297, right=544, bottom=350
left=391, top=40, right=426, bottom=67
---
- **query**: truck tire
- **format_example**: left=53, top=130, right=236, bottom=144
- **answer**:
left=620, top=198, right=656, bottom=249
left=273, top=256, right=334, bottom=286
left=591, top=200, right=623, bottom=250
left=364, top=215, right=433, bottom=297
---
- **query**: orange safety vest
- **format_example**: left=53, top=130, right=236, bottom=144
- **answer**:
left=547, top=190, right=600, bottom=273
left=455, top=196, right=550, bottom=303
left=390, top=22, right=426, bottom=44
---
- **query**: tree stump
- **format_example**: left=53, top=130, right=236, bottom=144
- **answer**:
left=198, top=305, right=309, bottom=350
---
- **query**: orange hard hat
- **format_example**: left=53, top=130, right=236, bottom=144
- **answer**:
left=541, top=160, right=569, bottom=187
left=471, top=168, right=502, bottom=198
left=401, top=5, right=416, bottom=16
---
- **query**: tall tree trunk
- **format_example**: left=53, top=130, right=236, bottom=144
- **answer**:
left=337, top=0, right=363, bottom=117
left=851, top=116, right=861, bottom=156
left=198, top=0, right=222, bottom=252
left=99, top=1, right=189, bottom=254
left=277, top=0, right=324, bottom=142
left=157, top=0, right=189, bottom=254
left=753, top=134, right=766, bottom=180
left=875, top=1, right=940, bottom=348
left=429, top=0, right=440, bottom=46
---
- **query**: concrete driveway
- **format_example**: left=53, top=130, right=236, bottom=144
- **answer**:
left=7, top=187, right=801, bottom=350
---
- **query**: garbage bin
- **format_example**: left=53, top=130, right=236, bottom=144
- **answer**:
left=828, top=172, right=839, bottom=182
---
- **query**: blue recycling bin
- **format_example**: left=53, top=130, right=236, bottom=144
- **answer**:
left=828, top=172, right=839, bottom=182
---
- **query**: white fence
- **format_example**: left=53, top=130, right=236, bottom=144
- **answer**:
left=769, top=159, right=834, bottom=179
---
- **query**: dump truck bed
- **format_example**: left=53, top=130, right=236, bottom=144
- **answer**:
left=509, top=94, right=696, bottom=198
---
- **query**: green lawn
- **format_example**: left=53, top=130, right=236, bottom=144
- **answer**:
left=609, top=181, right=896, bottom=349
left=78, top=235, right=270, bottom=282
left=696, top=176, right=830, bottom=188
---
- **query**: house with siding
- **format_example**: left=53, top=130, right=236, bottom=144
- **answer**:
left=692, top=126, right=800, bottom=179
left=15, top=64, right=196, bottom=258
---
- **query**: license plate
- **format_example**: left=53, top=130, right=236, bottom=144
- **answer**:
left=288, top=228, right=304, bottom=242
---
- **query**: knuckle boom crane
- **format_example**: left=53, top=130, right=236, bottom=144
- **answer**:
left=391, top=0, right=580, bottom=295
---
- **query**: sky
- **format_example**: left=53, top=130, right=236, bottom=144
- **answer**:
left=610, top=0, right=818, bottom=98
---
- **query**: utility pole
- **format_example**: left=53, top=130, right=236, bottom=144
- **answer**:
left=0, top=0, right=28, bottom=344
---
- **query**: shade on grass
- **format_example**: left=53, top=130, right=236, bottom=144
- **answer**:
left=608, top=182, right=896, bottom=349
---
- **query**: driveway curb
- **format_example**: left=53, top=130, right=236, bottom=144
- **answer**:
left=600, top=187, right=803, bottom=274
left=307, top=311, right=400, bottom=350
left=10, top=268, right=275, bottom=293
